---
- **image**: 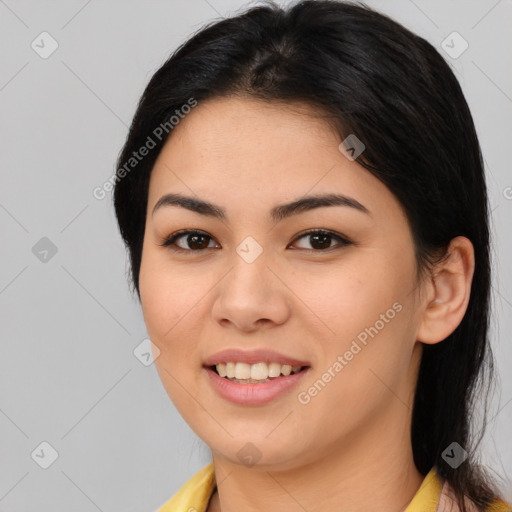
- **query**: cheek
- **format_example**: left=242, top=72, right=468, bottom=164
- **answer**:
left=294, top=249, right=417, bottom=397
left=139, top=246, right=202, bottom=342
left=290, top=250, right=412, bottom=342
left=139, top=251, right=207, bottom=420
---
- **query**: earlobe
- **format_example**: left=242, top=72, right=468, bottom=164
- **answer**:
left=416, top=236, right=475, bottom=345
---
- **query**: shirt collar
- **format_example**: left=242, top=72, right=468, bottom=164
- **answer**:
left=157, top=463, right=446, bottom=512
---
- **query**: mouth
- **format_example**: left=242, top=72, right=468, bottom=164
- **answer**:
left=203, top=349, right=311, bottom=404
left=203, top=359, right=311, bottom=405
left=208, top=362, right=308, bottom=384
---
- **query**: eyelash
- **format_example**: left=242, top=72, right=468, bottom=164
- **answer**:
left=159, top=229, right=352, bottom=254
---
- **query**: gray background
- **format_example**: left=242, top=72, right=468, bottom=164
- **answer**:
left=0, top=0, right=511, bottom=510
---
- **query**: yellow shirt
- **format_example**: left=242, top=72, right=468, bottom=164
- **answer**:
left=157, top=462, right=511, bottom=512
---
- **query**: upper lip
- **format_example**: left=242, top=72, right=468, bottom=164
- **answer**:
left=203, top=348, right=310, bottom=367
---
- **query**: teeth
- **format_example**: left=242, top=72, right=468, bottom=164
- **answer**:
left=217, top=363, right=227, bottom=377
left=226, top=362, right=236, bottom=378
left=268, top=362, right=281, bottom=378
left=214, top=362, right=303, bottom=381
left=235, top=362, right=251, bottom=380
left=251, top=362, right=268, bottom=380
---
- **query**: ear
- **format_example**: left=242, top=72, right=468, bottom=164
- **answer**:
left=416, top=236, right=475, bottom=345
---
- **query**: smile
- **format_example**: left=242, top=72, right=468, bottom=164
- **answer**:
left=204, top=366, right=310, bottom=405
left=213, top=362, right=304, bottom=383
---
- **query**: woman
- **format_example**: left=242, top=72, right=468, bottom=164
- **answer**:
left=112, top=1, right=511, bottom=511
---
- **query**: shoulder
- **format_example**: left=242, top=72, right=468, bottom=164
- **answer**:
left=438, top=478, right=511, bottom=512
left=156, top=463, right=216, bottom=512
left=406, top=467, right=511, bottom=512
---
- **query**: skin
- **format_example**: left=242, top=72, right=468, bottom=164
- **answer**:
left=138, top=96, right=475, bottom=512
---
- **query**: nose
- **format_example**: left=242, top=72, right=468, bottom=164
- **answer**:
left=211, top=249, right=292, bottom=332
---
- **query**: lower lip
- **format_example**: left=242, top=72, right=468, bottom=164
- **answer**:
left=204, top=366, right=310, bottom=405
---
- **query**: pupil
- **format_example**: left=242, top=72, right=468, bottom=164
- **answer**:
left=311, top=234, right=331, bottom=250
left=189, top=234, right=209, bottom=249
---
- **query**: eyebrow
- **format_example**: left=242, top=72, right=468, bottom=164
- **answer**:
left=152, top=192, right=370, bottom=222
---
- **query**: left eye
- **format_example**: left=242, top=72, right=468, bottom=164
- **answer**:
left=160, top=229, right=351, bottom=252
left=290, top=230, right=351, bottom=251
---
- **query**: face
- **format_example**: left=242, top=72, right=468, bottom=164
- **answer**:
left=139, top=96, right=425, bottom=470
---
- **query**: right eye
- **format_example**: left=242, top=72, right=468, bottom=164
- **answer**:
left=159, top=229, right=220, bottom=253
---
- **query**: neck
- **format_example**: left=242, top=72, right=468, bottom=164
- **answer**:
left=207, top=401, right=424, bottom=512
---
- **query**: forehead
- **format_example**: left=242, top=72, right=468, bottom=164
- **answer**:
left=147, top=96, right=399, bottom=221
left=159, top=96, right=339, bottom=169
